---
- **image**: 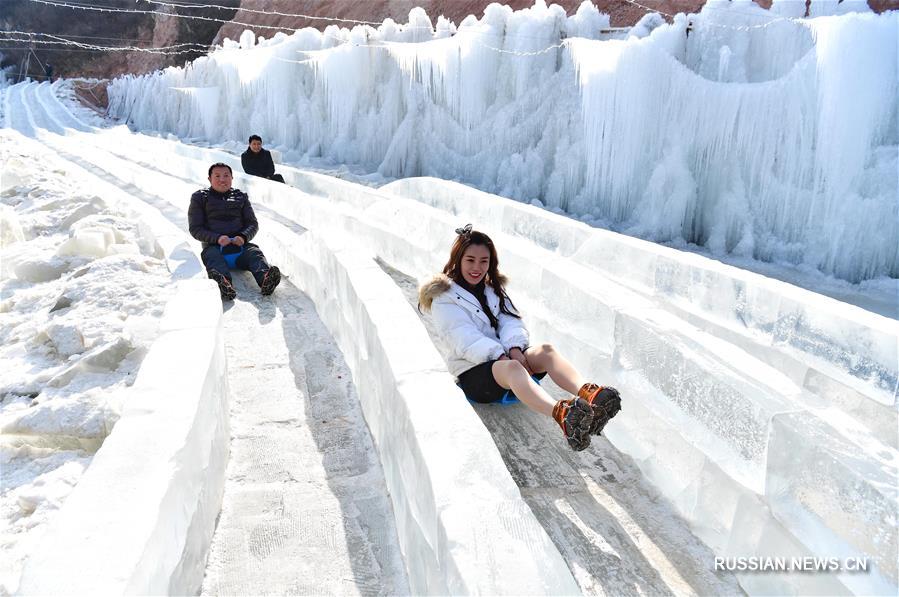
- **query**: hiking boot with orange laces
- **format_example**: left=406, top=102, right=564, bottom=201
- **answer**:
left=209, top=270, right=237, bottom=301
left=578, top=383, right=621, bottom=435
left=552, top=397, right=594, bottom=451
left=260, top=266, right=281, bottom=296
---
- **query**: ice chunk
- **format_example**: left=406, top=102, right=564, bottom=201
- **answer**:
left=1, top=205, right=25, bottom=247
left=0, top=158, right=29, bottom=195
left=13, top=257, right=71, bottom=283
left=44, top=322, right=85, bottom=358
left=56, top=226, right=115, bottom=258
left=614, top=309, right=789, bottom=465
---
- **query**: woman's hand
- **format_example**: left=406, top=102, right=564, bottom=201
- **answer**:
left=508, top=347, right=532, bottom=374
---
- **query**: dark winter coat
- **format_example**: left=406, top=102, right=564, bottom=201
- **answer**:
left=188, top=187, right=259, bottom=247
left=241, top=148, right=276, bottom=178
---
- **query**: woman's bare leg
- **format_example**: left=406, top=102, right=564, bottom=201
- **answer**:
left=491, top=360, right=556, bottom=417
left=523, top=343, right=586, bottom=395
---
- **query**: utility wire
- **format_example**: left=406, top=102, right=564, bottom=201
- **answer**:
left=27, top=0, right=303, bottom=33
left=6, top=0, right=811, bottom=65
left=620, top=0, right=803, bottom=31
left=0, top=35, right=211, bottom=55
left=142, top=0, right=385, bottom=27
left=2, top=30, right=210, bottom=49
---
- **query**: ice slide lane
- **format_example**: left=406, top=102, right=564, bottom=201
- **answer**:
left=5, top=83, right=411, bottom=595
left=380, top=261, right=742, bottom=596
left=23, top=86, right=747, bottom=595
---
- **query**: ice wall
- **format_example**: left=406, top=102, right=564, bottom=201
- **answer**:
left=107, top=2, right=896, bottom=283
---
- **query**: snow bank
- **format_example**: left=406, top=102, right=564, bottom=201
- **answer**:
left=107, top=2, right=897, bottom=284
left=3, top=129, right=225, bottom=594
left=0, top=132, right=179, bottom=593
left=18, top=279, right=229, bottom=595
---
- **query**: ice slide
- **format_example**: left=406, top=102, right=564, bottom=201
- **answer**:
left=4, top=81, right=896, bottom=595
left=7, top=79, right=737, bottom=596
left=4, top=83, right=409, bottom=595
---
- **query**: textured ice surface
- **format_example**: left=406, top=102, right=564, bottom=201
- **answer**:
left=767, top=412, right=898, bottom=591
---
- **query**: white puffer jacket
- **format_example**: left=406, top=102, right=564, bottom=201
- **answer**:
left=419, top=273, right=529, bottom=377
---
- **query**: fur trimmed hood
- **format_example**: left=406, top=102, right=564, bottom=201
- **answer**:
left=417, top=272, right=509, bottom=311
left=418, top=274, right=452, bottom=311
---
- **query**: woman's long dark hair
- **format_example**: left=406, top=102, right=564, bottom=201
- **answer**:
left=442, top=227, right=520, bottom=326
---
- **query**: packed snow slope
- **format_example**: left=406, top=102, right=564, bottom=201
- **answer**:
left=108, top=1, right=898, bottom=284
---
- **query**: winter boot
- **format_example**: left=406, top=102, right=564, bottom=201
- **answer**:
left=209, top=270, right=237, bottom=301
left=260, top=266, right=281, bottom=296
left=578, top=383, right=621, bottom=435
left=552, top=397, right=594, bottom=452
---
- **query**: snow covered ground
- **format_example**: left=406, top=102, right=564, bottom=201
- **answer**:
left=1, top=1, right=897, bottom=594
left=0, top=134, right=175, bottom=593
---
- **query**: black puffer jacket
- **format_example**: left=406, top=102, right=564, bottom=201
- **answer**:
left=241, top=148, right=275, bottom=178
left=188, top=187, right=259, bottom=246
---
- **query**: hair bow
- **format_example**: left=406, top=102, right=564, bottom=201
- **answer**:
left=455, top=223, right=473, bottom=236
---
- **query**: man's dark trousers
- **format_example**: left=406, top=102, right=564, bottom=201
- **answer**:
left=201, top=243, right=271, bottom=286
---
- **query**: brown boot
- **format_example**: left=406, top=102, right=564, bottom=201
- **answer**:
left=578, top=383, right=621, bottom=435
left=552, top=398, right=593, bottom=451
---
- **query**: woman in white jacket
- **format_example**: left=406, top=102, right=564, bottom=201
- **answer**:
left=419, top=225, right=621, bottom=451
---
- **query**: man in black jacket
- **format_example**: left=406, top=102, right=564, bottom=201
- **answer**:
left=240, top=135, right=285, bottom=183
left=188, top=162, right=281, bottom=300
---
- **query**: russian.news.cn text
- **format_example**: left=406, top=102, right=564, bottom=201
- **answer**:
left=715, top=557, right=870, bottom=573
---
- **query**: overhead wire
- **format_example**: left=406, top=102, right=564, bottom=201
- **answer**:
left=3, top=30, right=210, bottom=49
left=0, top=35, right=211, bottom=55
left=8, top=0, right=812, bottom=66
left=619, top=0, right=803, bottom=31
left=141, top=0, right=385, bottom=27
left=27, top=0, right=304, bottom=34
